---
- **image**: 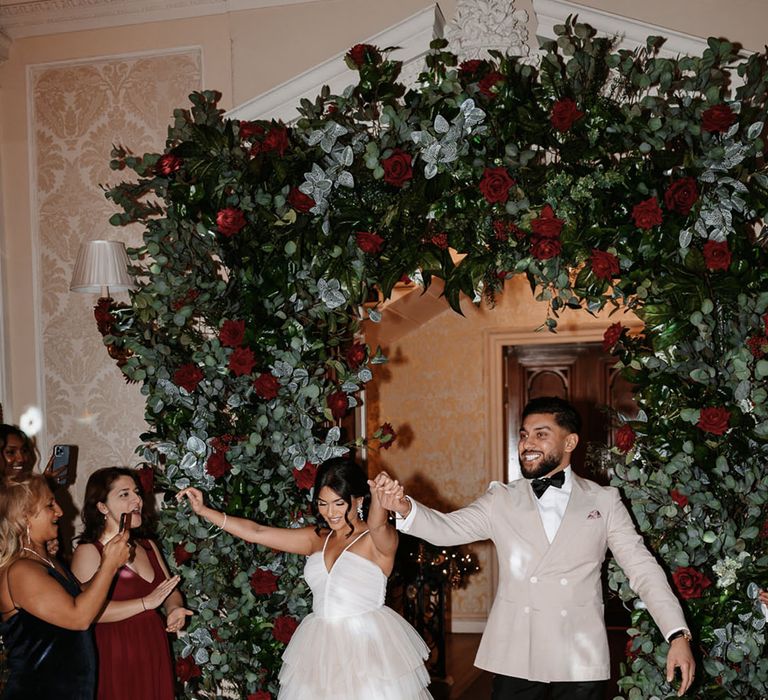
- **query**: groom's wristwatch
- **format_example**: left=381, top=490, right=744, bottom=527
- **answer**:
left=668, top=629, right=692, bottom=643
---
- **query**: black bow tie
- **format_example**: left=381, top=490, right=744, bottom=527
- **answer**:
left=531, top=471, right=566, bottom=499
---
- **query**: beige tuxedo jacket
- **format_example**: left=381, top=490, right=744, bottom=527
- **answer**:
left=402, top=474, right=688, bottom=682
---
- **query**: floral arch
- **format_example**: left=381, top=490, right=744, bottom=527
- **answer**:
left=105, top=18, right=768, bottom=699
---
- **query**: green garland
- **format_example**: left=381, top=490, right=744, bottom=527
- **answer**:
left=105, top=18, right=768, bottom=698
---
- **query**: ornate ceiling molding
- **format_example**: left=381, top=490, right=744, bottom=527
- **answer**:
left=445, top=0, right=530, bottom=61
left=0, top=0, right=321, bottom=39
left=532, top=0, right=709, bottom=56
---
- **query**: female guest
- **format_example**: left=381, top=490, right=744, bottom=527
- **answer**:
left=0, top=474, right=130, bottom=698
left=71, top=467, right=192, bottom=700
left=178, top=458, right=432, bottom=699
left=0, top=426, right=32, bottom=477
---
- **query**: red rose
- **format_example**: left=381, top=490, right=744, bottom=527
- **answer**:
left=229, top=347, right=256, bottom=377
left=478, top=167, right=516, bottom=204
left=174, top=363, right=204, bottom=393
left=272, top=615, right=299, bottom=644
left=93, top=297, right=114, bottom=335
left=530, top=237, right=562, bottom=260
left=697, top=406, right=731, bottom=435
left=531, top=204, right=564, bottom=238
left=458, top=59, right=487, bottom=79
left=254, top=373, right=280, bottom=400
left=211, top=434, right=235, bottom=453
left=602, top=322, right=625, bottom=352
left=664, top=177, right=699, bottom=216
left=327, top=391, right=349, bottom=420
left=174, top=543, right=193, bottom=566
left=170, top=289, right=199, bottom=312
left=631, top=197, right=663, bottom=230
left=292, top=462, right=317, bottom=490
left=747, top=335, right=768, bottom=358
left=478, top=70, right=504, bottom=98
left=763, top=312, right=768, bottom=334
left=590, top=249, right=620, bottom=281
left=156, top=154, right=183, bottom=176
left=250, top=568, right=279, bottom=595
left=176, top=656, right=202, bottom=682
left=239, top=121, right=265, bottom=140
left=137, top=465, right=154, bottom=494
left=493, top=220, right=525, bottom=241
left=206, top=452, right=231, bottom=479
left=381, top=149, right=413, bottom=187
left=287, top=187, right=315, bottom=213
left=670, top=489, right=689, bottom=508
left=430, top=232, right=449, bottom=250
left=247, top=692, right=272, bottom=700
left=672, top=566, right=712, bottom=599
left=760, top=520, right=768, bottom=539
left=550, top=98, right=584, bottom=132
left=345, top=342, right=367, bottom=369
left=355, top=231, right=384, bottom=255
left=262, top=125, right=290, bottom=156
left=626, top=638, right=640, bottom=662
left=346, top=43, right=381, bottom=67
left=378, top=422, right=396, bottom=449
left=702, top=104, right=736, bottom=134
left=615, top=425, right=636, bottom=453
left=220, top=319, right=246, bottom=348
left=216, top=207, right=247, bottom=237
left=702, top=240, right=731, bottom=271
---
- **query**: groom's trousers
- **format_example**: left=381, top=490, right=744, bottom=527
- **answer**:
left=491, top=675, right=605, bottom=700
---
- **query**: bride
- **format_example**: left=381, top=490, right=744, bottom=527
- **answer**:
left=177, top=457, right=432, bottom=699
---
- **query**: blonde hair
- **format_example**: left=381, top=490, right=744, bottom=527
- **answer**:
left=0, top=474, right=50, bottom=570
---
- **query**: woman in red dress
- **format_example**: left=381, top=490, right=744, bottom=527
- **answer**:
left=71, top=467, right=192, bottom=700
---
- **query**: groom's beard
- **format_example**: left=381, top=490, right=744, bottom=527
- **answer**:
left=520, top=451, right=563, bottom=480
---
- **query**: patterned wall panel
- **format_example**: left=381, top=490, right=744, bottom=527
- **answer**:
left=30, top=50, right=202, bottom=513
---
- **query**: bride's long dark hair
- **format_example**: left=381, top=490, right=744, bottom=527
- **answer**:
left=311, top=458, right=370, bottom=538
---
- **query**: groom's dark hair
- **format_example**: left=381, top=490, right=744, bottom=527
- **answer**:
left=522, top=396, right=582, bottom=435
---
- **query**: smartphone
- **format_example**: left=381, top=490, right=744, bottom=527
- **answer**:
left=47, top=444, right=78, bottom=486
left=118, top=512, right=128, bottom=533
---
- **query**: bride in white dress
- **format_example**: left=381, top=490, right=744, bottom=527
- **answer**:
left=177, top=458, right=432, bottom=699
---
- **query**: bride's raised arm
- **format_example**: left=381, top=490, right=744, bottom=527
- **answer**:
left=177, top=487, right=319, bottom=556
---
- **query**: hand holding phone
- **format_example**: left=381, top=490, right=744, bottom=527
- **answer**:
left=118, top=512, right=129, bottom=533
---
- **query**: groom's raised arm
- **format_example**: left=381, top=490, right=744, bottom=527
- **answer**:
left=370, top=471, right=494, bottom=546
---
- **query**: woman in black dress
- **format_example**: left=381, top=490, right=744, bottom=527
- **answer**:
left=0, top=473, right=130, bottom=698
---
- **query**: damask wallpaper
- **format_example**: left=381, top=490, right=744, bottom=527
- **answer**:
left=30, top=49, right=202, bottom=512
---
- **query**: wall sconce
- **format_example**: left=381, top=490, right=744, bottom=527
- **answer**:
left=70, top=240, right=136, bottom=369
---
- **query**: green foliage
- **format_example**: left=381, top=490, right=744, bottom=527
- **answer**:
left=106, top=18, right=768, bottom=698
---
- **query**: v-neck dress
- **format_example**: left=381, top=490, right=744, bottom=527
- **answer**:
left=91, top=538, right=175, bottom=700
left=278, top=530, right=432, bottom=699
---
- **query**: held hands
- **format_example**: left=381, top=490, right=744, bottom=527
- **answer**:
left=165, top=605, right=193, bottom=634
left=368, top=472, right=411, bottom=517
left=666, top=637, right=695, bottom=696
left=101, top=530, right=132, bottom=570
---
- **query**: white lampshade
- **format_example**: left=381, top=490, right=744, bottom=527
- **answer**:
left=70, top=240, right=136, bottom=295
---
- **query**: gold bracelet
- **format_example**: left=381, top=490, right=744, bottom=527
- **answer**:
left=221, top=513, right=227, bottom=530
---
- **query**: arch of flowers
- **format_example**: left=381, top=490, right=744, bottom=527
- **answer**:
left=105, top=19, right=768, bottom=699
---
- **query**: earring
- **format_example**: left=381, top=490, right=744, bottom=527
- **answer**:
left=357, top=503, right=364, bottom=521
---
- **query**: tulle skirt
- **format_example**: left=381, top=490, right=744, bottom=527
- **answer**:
left=278, top=606, right=433, bottom=699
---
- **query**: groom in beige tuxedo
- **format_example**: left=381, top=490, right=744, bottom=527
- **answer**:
left=371, top=396, right=695, bottom=699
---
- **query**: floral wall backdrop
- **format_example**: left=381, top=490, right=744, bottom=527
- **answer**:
left=106, top=22, right=768, bottom=699
left=31, top=49, right=202, bottom=509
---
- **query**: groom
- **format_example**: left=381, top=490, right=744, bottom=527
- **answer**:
left=371, top=396, right=695, bottom=699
